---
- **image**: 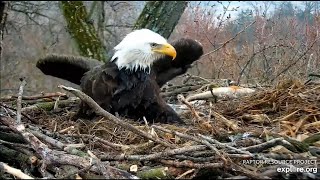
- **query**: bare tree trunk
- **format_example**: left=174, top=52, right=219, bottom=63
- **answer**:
left=0, top=1, right=7, bottom=24
left=0, top=1, right=9, bottom=58
left=60, top=1, right=107, bottom=62
left=97, top=1, right=105, bottom=49
left=133, top=1, right=187, bottom=39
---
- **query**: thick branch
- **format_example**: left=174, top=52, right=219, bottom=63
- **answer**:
left=0, top=161, right=34, bottom=179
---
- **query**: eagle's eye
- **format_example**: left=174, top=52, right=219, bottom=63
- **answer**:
left=150, top=43, right=158, bottom=48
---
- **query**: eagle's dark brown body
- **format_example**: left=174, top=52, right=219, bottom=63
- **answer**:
left=78, top=61, right=183, bottom=124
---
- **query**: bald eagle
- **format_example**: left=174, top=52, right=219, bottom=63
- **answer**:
left=77, top=29, right=184, bottom=124
left=36, top=29, right=203, bottom=124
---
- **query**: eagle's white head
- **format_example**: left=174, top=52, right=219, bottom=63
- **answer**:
left=111, top=29, right=176, bottom=73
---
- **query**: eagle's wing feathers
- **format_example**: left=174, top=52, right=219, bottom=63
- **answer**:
left=78, top=63, right=118, bottom=117
left=152, top=38, right=203, bottom=87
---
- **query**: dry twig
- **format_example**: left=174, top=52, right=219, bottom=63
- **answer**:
left=175, top=168, right=195, bottom=179
left=100, top=145, right=207, bottom=161
left=0, top=102, right=33, bottom=122
left=240, top=137, right=297, bottom=153
left=161, top=85, right=202, bottom=97
left=177, top=94, right=202, bottom=123
left=0, top=92, right=68, bottom=101
left=152, top=125, right=227, bottom=163
left=16, top=78, right=27, bottom=124
left=0, top=161, right=34, bottom=179
left=159, top=159, right=223, bottom=168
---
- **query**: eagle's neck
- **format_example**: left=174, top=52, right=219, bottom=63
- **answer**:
left=111, top=50, right=163, bottom=74
left=122, top=61, right=152, bottom=74
left=111, top=51, right=150, bottom=74
left=120, top=66, right=151, bottom=76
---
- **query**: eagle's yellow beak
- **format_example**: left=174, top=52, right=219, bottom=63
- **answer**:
left=152, top=43, right=176, bottom=60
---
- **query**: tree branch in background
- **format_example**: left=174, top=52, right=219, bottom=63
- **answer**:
left=202, top=20, right=256, bottom=57
left=60, top=1, right=107, bottom=61
left=133, top=1, right=187, bottom=39
left=97, top=1, right=106, bottom=50
left=0, top=1, right=9, bottom=58
left=267, top=35, right=320, bottom=83
left=87, top=1, right=97, bottom=20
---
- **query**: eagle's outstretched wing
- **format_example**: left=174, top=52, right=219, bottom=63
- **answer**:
left=36, top=54, right=102, bottom=85
left=153, top=38, right=203, bottom=86
left=36, top=38, right=203, bottom=87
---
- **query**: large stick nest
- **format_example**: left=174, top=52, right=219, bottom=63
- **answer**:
left=0, top=78, right=319, bottom=179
